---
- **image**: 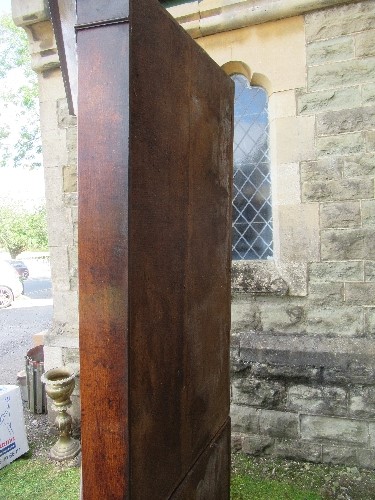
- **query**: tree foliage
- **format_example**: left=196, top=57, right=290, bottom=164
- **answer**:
left=0, top=205, right=48, bottom=258
left=0, top=14, right=42, bottom=169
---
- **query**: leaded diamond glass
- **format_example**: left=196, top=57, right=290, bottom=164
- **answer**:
left=231, top=74, right=273, bottom=260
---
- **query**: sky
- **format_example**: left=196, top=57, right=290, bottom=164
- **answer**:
left=0, top=0, right=46, bottom=210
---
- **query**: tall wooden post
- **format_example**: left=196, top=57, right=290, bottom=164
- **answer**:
left=50, top=0, right=233, bottom=497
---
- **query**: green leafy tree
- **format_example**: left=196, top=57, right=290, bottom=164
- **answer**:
left=0, top=205, right=48, bottom=258
left=0, top=14, right=42, bottom=169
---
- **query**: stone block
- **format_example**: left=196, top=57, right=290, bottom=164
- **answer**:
left=321, top=228, right=365, bottom=260
left=308, top=58, right=375, bottom=92
left=305, top=2, right=375, bottom=42
left=232, top=377, right=287, bottom=409
left=273, top=439, right=322, bottom=463
left=287, top=384, right=347, bottom=416
left=260, top=303, right=306, bottom=334
left=274, top=163, right=300, bottom=205
left=301, top=415, right=369, bottom=446
left=230, top=404, right=259, bottom=434
left=63, top=165, right=77, bottom=193
left=368, top=422, right=375, bottom=447
left=357, top=449, right=375, bottom=469
left=317, top=106, right=375, bottom=135
left=242, top=435, right=273, bottom=456
left=320, top=202, right=361, bottom=228
left=305, top=306, right=363, bottom=336
left=309, top=261, right=363, bottom=283
left=316, top=133, right=364, bottom=157
left=307, top=36, right=354, bottom=65
left=258, top=410, right=299, bottom=439
left=268, top=90, right=296, bottom=119
left=303, top=178, right=373, bottom=202
left=251, top=362, right=320, bottom=383
left=356, top=30, right=375, bottom=58
left=323, top=363, right=375, bottom=386
left=322, top=445, right=358, bottom=466
left=297, top=87, right=361, bottom=116
left=49, top=246, right=70, bottom=292
left=344, top=154, right=375, bottom=177
left=300, top=157, right=343, bottom=182
left=364, top=261, right=375, bottom=281
left=308, top=282, right=344, bottom=306
left=272, top=115, right=315, bottom=164
left=345, top=283, right=375, bottom=305
left=365, top=308, right=375, bottom=335
left=43, top=346, right=64, bottom=372
left=349, top=386, right=375, bottom=418
left=231, top=301, right=261, bottom=334
left=363, top=83, right=375, bottom=106
left=367, top=131, right=375, bottom=152
left=277, top=204, right=320, bottom=262
left=53, top=290, right=79, bottom=330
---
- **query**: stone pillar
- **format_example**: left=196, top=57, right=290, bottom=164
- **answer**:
left=12, top=0, right=80, bottom=421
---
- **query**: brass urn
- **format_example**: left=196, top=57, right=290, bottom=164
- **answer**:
left=41, top=367, right=81, bottom=461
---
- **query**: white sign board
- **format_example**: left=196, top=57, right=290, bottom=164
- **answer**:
left=0, top=386, right=29, bottom=469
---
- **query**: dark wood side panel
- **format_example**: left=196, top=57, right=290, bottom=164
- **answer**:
left=77, top=18, right=130, bottom=500
left=129, top=1, right=233, bottom=498
left=172, top=420, right=231, bottom=500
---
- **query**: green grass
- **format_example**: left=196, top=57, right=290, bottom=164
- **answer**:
left=0, top=455, right=80, bottom=500
left=231, top=453, right=322, bottom=500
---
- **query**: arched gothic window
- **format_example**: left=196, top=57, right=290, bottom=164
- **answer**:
left=231, top=74, right=273, bottom=260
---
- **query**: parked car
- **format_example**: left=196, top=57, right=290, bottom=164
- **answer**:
left=7, top=260, right=29, bottom=279
left=0, top=261, right=24, bottom=308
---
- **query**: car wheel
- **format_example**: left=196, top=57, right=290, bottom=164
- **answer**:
left=0, top=286, right=14, bottom=308
left=23, top=271, right=29, bottom=279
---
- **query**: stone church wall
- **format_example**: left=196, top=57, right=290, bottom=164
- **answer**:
left=13, top=0, right=375, bottom=466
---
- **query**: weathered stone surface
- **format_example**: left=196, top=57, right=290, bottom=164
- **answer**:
left=356, top=30, right=375, bottom=58
left=364, top=308, right=375, bottom=335
left=322, top=445, right=358, bottom=466
left=367, top=131, right=375, bottom=152
left=63, top=165, right=77, bottom=193
left=363, top=83, right=375, bottom=105
left=321, top=228, right=365, bottom=260
left=307, top=36, right=354, bottom=65
left=344, top=154, right=375, bottom=177
left=274, top=439, right=322, bottom=463
left=305, top=2, right=375, bottom=42
left=349, top=386, right=375, bottom=418
left=241, top=435, right=273, bottom=455
left=316, top=133, right=364, bottom=157
left=260, top=303, right=306, bottom=334
left=251, top=362, right=320, bottom=382
left=323, top=363, right=375, bottom=385
left=303, top=178, right=373, bottom=202
left=320, top=202, right=361, bottom=228
left=309, top=58, right=375, bottom=91
left=309, top=261, right=363, bottom=282
left=317, top=106, right=375, bottom=135
left=368, top=422, right=375, bottom=447
left=357, top=449, right=375, bottom=469
left=297, top=87, right=361, bottom=116
left=287, top=385, right=347, bottom=416
left=231, top=300, right=261, bottom=334
left=231, top=261, right=288, bottom=295
left=346, top=283, right=375, bottom=305
left=232, top=376, right=287, bottom=409
left=308, top=283, right=344, bottom=306
left=258, top=410, right=299, bottom=439
left=305, top=306, right=363, bottom=336
left=231, top=405, right=259, bottom=434
left=301, top=415, right=369, bottom=445
left=364, top=261, right=375, bottom=281
left=300, top=158, right=343, bottom=182
left=277, top=204, right=320, bottom=262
